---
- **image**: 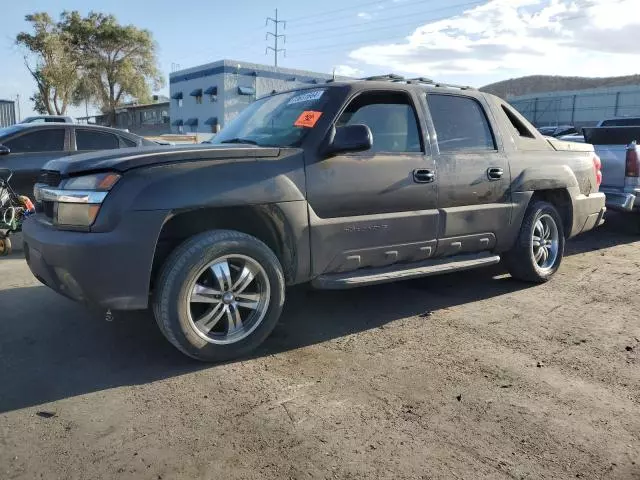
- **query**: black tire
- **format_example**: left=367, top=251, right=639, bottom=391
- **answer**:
left=153, top=230, right=285, bottom=362
left=504, top=200, right=565, bottom=283
left=0, top=235, right=11, bottom=256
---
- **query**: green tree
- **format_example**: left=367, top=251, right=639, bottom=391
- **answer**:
left=16, top=13, right=81, bottom=115
left=62, top=11, right=164, bottom=125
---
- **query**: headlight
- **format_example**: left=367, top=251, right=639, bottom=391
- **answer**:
left=36, top=172, right=121, bottom=228
left=55, top=203, right=102, bottom=226
left=62, top=172, right=121, bottom=191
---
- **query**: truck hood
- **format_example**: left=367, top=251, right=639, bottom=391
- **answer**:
left=43, top=144, right=282, bottom=175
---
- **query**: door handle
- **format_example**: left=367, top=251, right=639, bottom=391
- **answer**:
left=413, top=168, right=435, bottom=183
left=487, top=167, right=504, bottom=180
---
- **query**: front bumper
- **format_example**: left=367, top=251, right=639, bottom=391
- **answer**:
left=22, top=210, right=168, bottom=310
left=600, top=187, right=640, bottom=212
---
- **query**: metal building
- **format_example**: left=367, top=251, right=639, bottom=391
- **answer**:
left=169, top=59, right=346, bottom=135
left=77, top=99, right=171, bottom=136
left=0, top=99, right=16, bottom=128
left=508, top=84, right=640, bottom=128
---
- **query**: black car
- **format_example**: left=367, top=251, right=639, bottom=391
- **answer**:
left=0, top=123, right=157, bottom=196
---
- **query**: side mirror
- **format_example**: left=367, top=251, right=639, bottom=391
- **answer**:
left=325, top=124, right=373, bottom=156
left=0, top=168, right=12, bottom=182
left=0, top=145, right=9, bottom=156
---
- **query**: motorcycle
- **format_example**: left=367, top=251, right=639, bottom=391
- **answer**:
left=0, top=168, right=36, bottom=256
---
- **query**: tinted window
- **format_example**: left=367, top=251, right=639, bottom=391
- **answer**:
left=502, top=104, right=535, bottom=138
left=76, top=130, right=120, bottom=150
left=337, top=92, right=421, bottom=153
left=4, top=129, right=65, bottom=153
left=601, top=118, right=640, bottom=126
left=427, top=94, right=495, bottom=152
left=120, top=136, right=137, bottom=148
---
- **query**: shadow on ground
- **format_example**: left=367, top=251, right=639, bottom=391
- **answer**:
left=0, top=266, right=528, bottom=414
left=566, top=211, right=639, bottom=256
left=0, top=212, right=636, bottom=414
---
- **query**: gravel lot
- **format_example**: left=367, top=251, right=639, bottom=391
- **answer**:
left=1, top=214, right=639, bottom=480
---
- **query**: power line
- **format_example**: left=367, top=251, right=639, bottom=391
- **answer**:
left=287, top=0, right=485, bottom=41
left=288, top=0, right=456, bottom=30
left=265, top=9, right=286, bottom=67
left=287, top=0, right=388, bottom=23
left=287, top=1, right=621, bottom=58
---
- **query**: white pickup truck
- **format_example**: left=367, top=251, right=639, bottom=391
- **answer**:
left=582, top=125, right=640, bottom=213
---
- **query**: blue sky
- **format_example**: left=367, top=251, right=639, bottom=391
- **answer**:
left=2, top=0, right=639, bottom=118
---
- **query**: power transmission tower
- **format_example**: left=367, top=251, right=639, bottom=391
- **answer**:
left=265, top=9, right=286, bottom=67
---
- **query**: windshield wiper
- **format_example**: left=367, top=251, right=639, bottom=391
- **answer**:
left=218, top=138, right=259, bottom=145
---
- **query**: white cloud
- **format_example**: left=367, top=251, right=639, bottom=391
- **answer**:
left=334, top=65, right=362, bottom=77
left=348, top=0, right=640, bottom=81
left=357, top=12, right=372, bottom=19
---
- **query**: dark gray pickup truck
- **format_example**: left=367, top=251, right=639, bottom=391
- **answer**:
left=23, top=77, right=606, bottom=361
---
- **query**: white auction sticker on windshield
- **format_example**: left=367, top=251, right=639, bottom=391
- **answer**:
left=287, top=89, right=324, bottom=105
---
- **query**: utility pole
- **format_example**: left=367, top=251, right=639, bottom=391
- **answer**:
left=15, top=94, right=21, bottom=122
left=266, top=9, right=286, bottom=68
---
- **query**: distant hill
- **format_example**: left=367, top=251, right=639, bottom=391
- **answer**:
left=480, top=74, right=640, bottom=99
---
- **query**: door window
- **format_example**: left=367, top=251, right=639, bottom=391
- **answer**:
left=427, top=94, right=495, bottom=152
left=119, top=136, right=137, bottom=148
left=337, top=92, right=422, bottom=153
left=76, top=130, right=120, bottom=150
left=4, top=129, right=65, bottom=153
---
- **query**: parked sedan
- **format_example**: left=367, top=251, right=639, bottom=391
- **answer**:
left=0, top=124, right=157, bottom=196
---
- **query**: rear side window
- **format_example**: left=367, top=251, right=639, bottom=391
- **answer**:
left=337, top=92, right=422, bottom=153
left=427, top=94, right=495, bottom=152
left=4, top=129, right=65, bottom=153
left=501, top=104, right=535, bottom=138
left=76, top=130, right=120, bottom=150
left=119, top=136, right=137, bottom=148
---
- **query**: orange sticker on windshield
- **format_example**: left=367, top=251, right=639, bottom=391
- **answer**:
left=294, top=111, right=322, bottom=128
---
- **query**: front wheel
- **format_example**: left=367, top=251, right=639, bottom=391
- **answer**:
left=0, top=234, right=11, bottom=256
left=153, top=230, right=285, bottom=362
left=504, top=201, right=565, bottom=283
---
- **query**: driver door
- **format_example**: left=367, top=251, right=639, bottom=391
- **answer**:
left=306, top=90, right=439, bottom=276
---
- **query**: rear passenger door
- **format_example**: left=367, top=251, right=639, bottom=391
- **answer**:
left=73, top=129, right=122, bottom=152
left=306, top=90, right=439, bottom=276
left=425, top=93, right=511, bottom=256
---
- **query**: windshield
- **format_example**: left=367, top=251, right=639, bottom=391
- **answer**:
left=212, top=88, right=330, bottom=147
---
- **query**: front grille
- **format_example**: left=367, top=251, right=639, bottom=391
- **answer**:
left=39, top=170, right=62, bottom=187
left=43, top=201, right=54, bottom=220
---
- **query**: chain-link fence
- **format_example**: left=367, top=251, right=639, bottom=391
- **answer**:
left=508, top=85, right=640, bottom=128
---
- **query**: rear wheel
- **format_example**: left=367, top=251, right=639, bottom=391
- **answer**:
left=153, top=230, right=285, bottom=362
left=505, top=201, right=565, bottom=283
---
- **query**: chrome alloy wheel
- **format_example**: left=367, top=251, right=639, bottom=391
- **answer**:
left=187, top=255, right=271, bottom=344
left=532, top=214, right=559, bottom=271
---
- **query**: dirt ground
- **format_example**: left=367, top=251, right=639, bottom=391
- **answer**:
left=0, top=213, right=639, bottom=480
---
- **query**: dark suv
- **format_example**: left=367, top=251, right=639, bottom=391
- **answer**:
left=23, top=77, right=606, bottom=361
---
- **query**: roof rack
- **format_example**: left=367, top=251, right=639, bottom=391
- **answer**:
left=359, top=74, right=476, bottom=91
left=361, top=74, right=406, bottom=82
